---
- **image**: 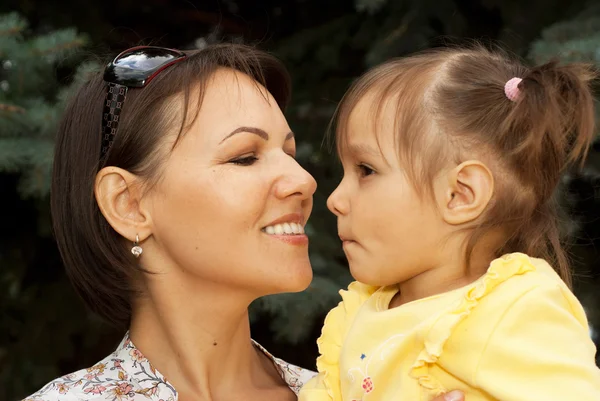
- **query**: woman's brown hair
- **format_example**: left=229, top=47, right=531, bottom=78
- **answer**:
left=333, top=45, right=596, bottom=287
left=51, top=43, right=291, bottom=327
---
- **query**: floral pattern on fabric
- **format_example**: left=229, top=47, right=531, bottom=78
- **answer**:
left=24, top=333, right=316, bottom=400
left=253, top=340, right=317, bottom=395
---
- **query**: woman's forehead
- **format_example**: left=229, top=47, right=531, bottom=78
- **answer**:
left=181, top=69, right=288, bottom=146
left=203, top=69, right=274, bottom=112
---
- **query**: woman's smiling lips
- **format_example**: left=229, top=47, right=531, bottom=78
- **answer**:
left=262, top=213, right=308, bottom=245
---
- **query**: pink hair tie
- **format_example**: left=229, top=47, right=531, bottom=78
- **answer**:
left=504, top=77, right=522, bottom=102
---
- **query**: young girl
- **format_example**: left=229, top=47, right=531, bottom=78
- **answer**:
left=299, top=46, right=600, bottom=401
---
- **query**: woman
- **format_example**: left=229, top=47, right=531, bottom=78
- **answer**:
left=24, top=44, right=463, bottom=401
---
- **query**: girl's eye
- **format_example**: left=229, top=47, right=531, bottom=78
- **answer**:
left=357, top=163, right=375, bottom=177
left=230, top=155, right=258, bottom=166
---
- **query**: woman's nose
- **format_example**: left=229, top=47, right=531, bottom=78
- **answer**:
left=275, top=158, right=317, bottom=201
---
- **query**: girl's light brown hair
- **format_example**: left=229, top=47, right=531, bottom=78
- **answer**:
left=51, top=44, right=291, bottom=327
left=333, top=45, right=596, bottom=287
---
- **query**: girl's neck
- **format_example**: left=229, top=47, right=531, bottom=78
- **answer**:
left=390, top=246, right=495, bottom=308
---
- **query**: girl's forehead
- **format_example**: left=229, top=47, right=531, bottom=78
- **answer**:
left=336, top=124, right=396, bottom=170
left=340, top=97, right=398, bottom=146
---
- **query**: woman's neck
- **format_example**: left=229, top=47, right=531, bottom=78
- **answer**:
left=129, top=274, right=286, bottom=400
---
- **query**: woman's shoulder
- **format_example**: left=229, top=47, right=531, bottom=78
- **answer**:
left=23, top=334, right=316, bottom=401
left=22, top=334, right=176, bottom=401
left=21, top=359, right=144, bottom=401
left=252, top=340, right=317, bottom=395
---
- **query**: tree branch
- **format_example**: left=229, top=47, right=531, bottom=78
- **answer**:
left=32, top=39, right=86, bottom=56
left=0, top=103, right=26, bottom=114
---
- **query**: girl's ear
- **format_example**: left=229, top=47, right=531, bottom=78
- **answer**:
left=435, top=160, right=494, bottom=225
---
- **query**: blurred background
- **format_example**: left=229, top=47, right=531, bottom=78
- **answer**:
left=1, top=0, right=600, bottom=399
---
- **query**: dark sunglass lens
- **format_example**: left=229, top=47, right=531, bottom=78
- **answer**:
left=104, top=47, right=185, bottom=88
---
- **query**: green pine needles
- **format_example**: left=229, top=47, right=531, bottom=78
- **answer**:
left=0, top=12, right=93, bottom=197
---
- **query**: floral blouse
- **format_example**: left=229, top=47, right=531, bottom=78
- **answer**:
left=24, top=333, right=317, bottom=400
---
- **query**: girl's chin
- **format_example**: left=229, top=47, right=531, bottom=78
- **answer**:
left=348, top=263, right=382, bottom=287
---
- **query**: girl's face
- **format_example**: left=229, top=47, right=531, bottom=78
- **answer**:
left=327, top=95, right=447, bottom=287
left=145, top=69, right=317, bottom=297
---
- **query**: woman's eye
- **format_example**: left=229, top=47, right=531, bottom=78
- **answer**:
left=357, top=163, right=375, bottom=177
left=230, top=155, right=258, bottom=166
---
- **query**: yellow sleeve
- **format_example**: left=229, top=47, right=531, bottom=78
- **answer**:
left=299, top=282, right=378, bottom=401
left=474, top=284, right=600, bottom=401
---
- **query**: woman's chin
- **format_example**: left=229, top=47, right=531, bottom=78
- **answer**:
left=291, top=268, right=314, bottom=292
left=267, top=262, right=314, bottom=294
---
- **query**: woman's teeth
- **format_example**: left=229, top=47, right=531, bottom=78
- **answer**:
left=263, top=222, right=305, bottom=235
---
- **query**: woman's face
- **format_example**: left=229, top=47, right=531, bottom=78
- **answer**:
left=145, top=68, right=316, bottom=297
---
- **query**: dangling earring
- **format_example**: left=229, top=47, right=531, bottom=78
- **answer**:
left=131, top=234, right=143, bottom=258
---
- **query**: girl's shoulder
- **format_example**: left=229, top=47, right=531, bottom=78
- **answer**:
left=430, top=252, right=589, bottom=358
left=411, top=253, right=592, bottom=388
left=481, top=253, right=580, bottom=309
left=449, top=252, right=582, bottom=322
left=418, top=252, right=586, bottom=356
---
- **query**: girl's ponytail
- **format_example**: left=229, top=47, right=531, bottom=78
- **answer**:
left=500, top=60, right=596, bottom=284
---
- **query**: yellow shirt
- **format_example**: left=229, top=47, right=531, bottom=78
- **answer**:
left=299, top=253, right=600, bottom=401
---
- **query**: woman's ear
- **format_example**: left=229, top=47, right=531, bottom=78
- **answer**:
left=436, top=161, right=494, bottom=225
left=94, top=167, right=152, bottom=242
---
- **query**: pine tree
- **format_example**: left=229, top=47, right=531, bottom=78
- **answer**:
left=0, top=12, right=93, bottom=197
left=529, top=3, right=600, bottom=65
left=0, top=13, right=103, bottom=399
left=529, top=2, right=600, bottom=129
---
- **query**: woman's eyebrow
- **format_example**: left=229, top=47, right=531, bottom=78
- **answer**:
left=220, top=126, right=294, bottom=143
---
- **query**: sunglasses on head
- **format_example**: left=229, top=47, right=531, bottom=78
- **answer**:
left=100, top=46, right=187, bottom=161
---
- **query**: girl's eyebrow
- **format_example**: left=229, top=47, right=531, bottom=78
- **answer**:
left=346, top=142, right=381, bottom=158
